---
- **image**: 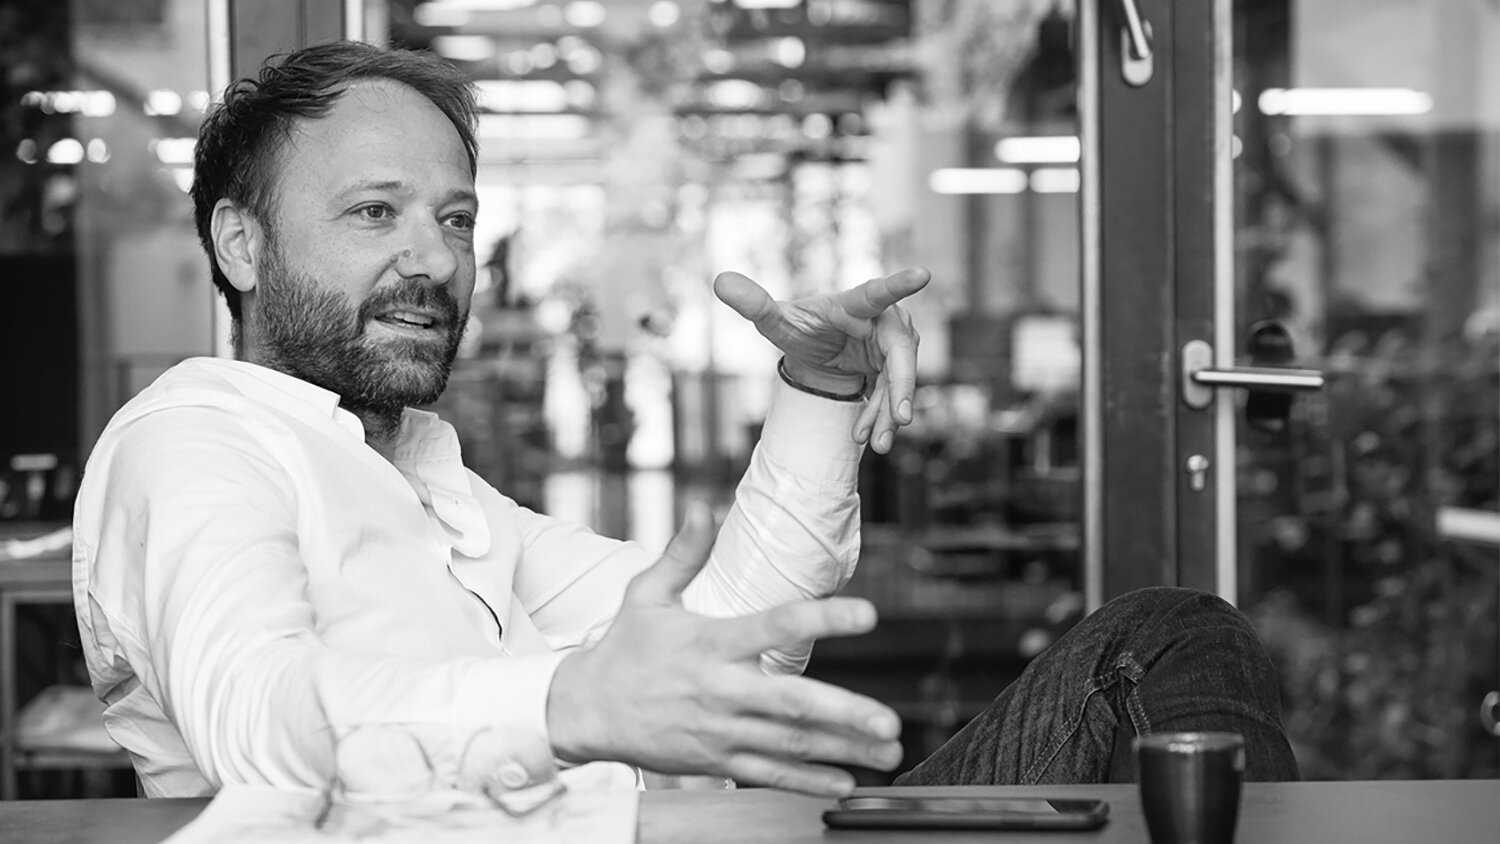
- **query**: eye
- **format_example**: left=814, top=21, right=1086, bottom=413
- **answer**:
left=354, top=203, right=394, bottom=222
left=445, top=211, right=476, bottom=232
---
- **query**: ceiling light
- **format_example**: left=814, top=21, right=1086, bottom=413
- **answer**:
left=772, top=37, right=806, bottom=68
left=564, top=43, right=603, bottom=74
left=475, top=80, right=570, bottom=112
left=1257, top=87, right=1433, bottom=117
left=929, top=168, right=1028, bottom=195
left=705, top=79, right=766, bottom=110
left=23, top=90, right=116, bottom=117
left=47, top=138, right=85, bottom=165
left=144, top=90, right=182, bottom=116
left=995, top=135, right=1079, bottom=164
left=432, top=35, right=496, bottom=62
left=564, top=1, right=607, bottom=27
left=477, top=113, right=591, bottom=140
left=802, top=113, right=832, bottom=140
left=1029, top=167, right=1080, bottom=193
left=152, top=137, right=197, bottom=165
left=648, top=1, right=680, bottom=27
left=414, top=5, right=470, bottom=27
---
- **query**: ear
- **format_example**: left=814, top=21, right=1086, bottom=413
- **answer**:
left=210, top=199, right=265, bottom=294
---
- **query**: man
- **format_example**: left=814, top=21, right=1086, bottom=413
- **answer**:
left=73, top=42, right=1297, bottom=804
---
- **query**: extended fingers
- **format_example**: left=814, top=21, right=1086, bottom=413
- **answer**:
left=712, top=271, right=778, bottom=327
left=875, top=306, right=918, bottom=426
left=833, top=267, right=931, bottom=319
left=723, top=754, right=857, bottom=797
left=716, top=679, right=904, bottom=796
left=730, top=717, right=902, bottom=771
left=852, top=375, right=886, bottom=445
left=718, top=597, right=878, bottom=658
left=738, top=675, right=902, bottom=743
left=867, top=384, right=895, bottom=454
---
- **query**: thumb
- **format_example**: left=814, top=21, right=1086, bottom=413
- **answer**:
left=626, top=502, right=717, bottom=605
left=712, top=272, right=776, bottom=327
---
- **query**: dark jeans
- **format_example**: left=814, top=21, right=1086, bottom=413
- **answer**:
left=894, top=587, right=1299, bottom=785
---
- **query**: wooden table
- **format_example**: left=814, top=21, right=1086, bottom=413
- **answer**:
left=1, top=781, right=1497, bottom=842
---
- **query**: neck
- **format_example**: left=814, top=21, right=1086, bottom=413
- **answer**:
left=352, top=407, right=402, bottom=459
left=238, top=320, right=404, bottom=462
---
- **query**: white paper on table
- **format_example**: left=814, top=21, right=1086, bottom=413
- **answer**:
left=163, top=779, right=639, bottom=844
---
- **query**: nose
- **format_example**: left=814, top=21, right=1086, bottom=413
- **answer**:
left=393, top=217, right=459, bottom=286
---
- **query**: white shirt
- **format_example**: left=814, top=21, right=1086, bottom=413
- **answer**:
left=72, top=357, right=864, bottom=799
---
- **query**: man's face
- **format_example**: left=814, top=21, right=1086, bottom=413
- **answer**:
left=248, top=78, right=478, bottom=414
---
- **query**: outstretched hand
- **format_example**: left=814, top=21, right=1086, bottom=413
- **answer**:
left=714, top=267, right=929, bottom=454
left=545, top=506, right=903, bottom=797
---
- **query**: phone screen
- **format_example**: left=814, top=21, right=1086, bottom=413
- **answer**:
left=823, top=795, right=1110, bottom=831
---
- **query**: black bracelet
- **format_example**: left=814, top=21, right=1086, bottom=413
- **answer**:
left=777, top=357, right=866, bottom=402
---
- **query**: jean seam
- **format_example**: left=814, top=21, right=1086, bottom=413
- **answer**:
left=1117, top=653, right=1151, bottom=736
left=1022, top=675, right=1115, bottom=784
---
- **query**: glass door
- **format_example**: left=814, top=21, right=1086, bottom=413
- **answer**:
left=1225, top=0, right=1499, bottom=778
left=380, top=0, right=1092, bottom=780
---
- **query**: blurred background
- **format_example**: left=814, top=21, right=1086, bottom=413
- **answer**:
left=0, top=0, right=1495, bottom=798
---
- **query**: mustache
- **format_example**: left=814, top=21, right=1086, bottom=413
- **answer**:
left=356, top=283, right=462, bottom=327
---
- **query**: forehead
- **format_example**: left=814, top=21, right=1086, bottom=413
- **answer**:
left=270, top=78, right=472, bottom=208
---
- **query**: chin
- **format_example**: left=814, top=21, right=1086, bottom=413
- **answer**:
left=372, top=354, right=454, bottom=407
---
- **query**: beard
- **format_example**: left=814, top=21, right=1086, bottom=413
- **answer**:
left=253, top=233, right=468, bottom=418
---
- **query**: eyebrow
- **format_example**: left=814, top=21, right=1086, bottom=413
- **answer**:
left=333, top=180, right=477, bottom=206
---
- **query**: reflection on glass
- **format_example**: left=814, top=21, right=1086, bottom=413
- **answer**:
left=388, top=0, right=1087, bottom=773
left=1233, top=0, right=1499, bottom=779
left=1, top=2, right=210, bottom=512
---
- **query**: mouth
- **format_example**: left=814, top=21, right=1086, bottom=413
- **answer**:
left=372, top=308, right=444, bottom=332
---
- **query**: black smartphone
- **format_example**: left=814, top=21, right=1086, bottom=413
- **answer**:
left=822, top=795, right=1110, bottom=831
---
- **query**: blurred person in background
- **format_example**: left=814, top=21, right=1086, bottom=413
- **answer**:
left=71, top=41, right=1295, bottom=805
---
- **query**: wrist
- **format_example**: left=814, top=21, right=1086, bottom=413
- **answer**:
left=545, top=651, right=605, bottom=764
left=779, top=357, right=865, bottom=398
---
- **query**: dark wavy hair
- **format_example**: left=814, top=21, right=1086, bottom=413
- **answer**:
left=191, top=41, right=478, bottom=321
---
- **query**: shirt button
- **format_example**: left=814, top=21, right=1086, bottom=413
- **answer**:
left=494, top=762, right=530, bottom=790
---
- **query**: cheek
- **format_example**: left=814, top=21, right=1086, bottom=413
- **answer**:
left=453, top=257, right=478, bottom=307
left=296, top=238, right=389, bottom=302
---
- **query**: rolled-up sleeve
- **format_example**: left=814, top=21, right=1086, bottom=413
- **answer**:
left=684, top=379, right=865, bottom=672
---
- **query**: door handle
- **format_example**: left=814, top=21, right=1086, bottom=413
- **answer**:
left=1180, top=339, right=1326, bottom=410
left=1117, top=0, right=1154, bottom=87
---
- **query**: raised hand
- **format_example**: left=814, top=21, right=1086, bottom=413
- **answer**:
left=713, top=267, right=930, bottom=454
left=544, top=506, right=903, bottom=797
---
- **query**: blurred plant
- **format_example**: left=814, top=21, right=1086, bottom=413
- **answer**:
left=913, top=0, right=1071, bottom=129
left=1247, top=328, right=1500, bottom=779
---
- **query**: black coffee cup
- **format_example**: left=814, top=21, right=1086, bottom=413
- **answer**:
left=1134, top=731, right=1245, bottom=844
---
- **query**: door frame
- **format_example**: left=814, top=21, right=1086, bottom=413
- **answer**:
left=1080, top=0, right=1233, bottom=608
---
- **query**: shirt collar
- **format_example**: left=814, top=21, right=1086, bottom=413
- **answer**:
left=178, top=357, right=490, bottom=555
left=188, top=356, right=344, bottom=419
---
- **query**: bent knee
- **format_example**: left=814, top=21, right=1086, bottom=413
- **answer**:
left=1098, top=586, right=1253, bottom=636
